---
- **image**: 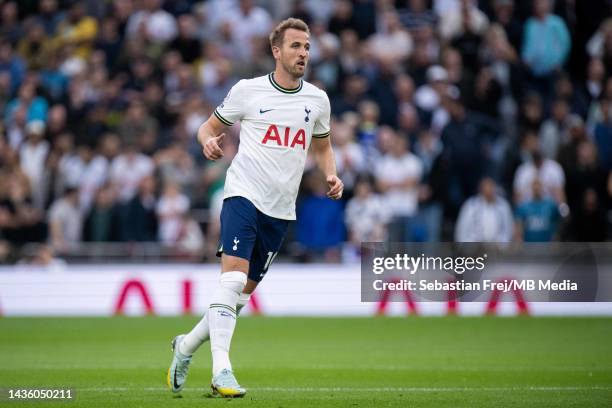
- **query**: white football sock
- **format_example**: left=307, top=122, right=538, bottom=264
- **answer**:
left=180, top=292, right=251, bottom=356
left=208, top=272, right=247, bottom=376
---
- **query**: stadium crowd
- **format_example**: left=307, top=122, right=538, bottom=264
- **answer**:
left=0, top=0, right=610, bottom=264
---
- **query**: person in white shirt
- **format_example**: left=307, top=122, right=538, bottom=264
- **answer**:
left=220, top=0, right=273, bottom=63
left=156, top=181, right=190, bottom=244
left=513, top=150, right=565, bottom=204
left=455, top=177, right=513, bottom=242
left=19, top=121, right=49, bottom=209
left=108, top=144, right=154, bottom=203
left=167, top=18, right=343, bottom=397
left=375, top=129, right=423, bottom=241
left=48, top=187, right=82, bottom=251
left=345, top=175, right=389, bottom=244
left=125, top=0, right=177, bottom=43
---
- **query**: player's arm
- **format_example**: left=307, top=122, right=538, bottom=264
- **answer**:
left=311, top=136, right=343, bottom=200
left=197, top=115, right=227, bottom=161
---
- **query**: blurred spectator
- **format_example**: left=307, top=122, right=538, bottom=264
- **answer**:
left=16, top=21, right=54, bottom=71
left=438, top=0, right=489, bottom=42
left=117, top=175, right=157, bottom=242
left=48, top=187, right=82, bottom=251
left=398, top=0, right=437, bottom=33
left=440, top=95, right=498, bottom=212
left=69, top=145, right=109, bottom=212
left=156, top=181, right=190, bottom=245
left=514, top=151, right=565, bottom=205
left=415, top=65, right=457, bottom=134
left=0, top=171, right=47, bottom=245
left=117, top=100, right=159, bottom=151
left=327, top=0, right=356, bottom=38
left=521, top=0, right=570, bottom=96
left=0, top=1, right=22, bottom=45
left=576, top=58, right=606, bottom=114
left=220, top=0, right=273, bottom=63
left=126, top=0, right=178, bottom=44
left=490, top=0, right=522, bottom=51
left=83, top=183, right=119, bottom=242
left=414, top=129, right=445, bottom=242
left=55, top=1, right=98, bottom=59
left=175, top=213, right=205, bottom=258
left=169, top=15, right=201, bottom=64
left=0, top=39, right=25, bottom=94
left=587, top=77, right=612, bottom=131
left=45, top=104, right=69, bottom=141
left=345, top=174, right=389, bottom=245
left=539, top=98, right=572, bottom=160
left=554, top=73, right=590, bottom=120
left=514, top=178, right=561, bottom=242
left=593, top=96, right=612, bottom=172
left=565, top=141, right=610, bottom=217
left=109, top=143, right=154, bottom=203
left=367, top=10, right=413, bottom=65
left=19, top=121, right=49, bottom=209
left=309, top=27, right=341, bottom=93
left=586, top=18, right=612, bottom=68
left=569, top=188, right=608, bottom=241
left=155, top=142, right=196, bottom=194
left=336, top=70, right=368, bottom=110
left=297, top=170, right=345, bottom=261
left=36, top=0, right=64, bottom=36
left=375, top=129, right=422, bottom=241
left=480, top=23, right=521, bottom=137
left=5, top=80, right=49, bottom=125
left=394, top=73, right=420, bottom=136
left=332, top=120, right=366, bottom=196
left=556, top=115, right=587, bottom=172
left=444, top=0, right=489, bottom=70
left=455, top=177, right=513, bottom=242
left=95, top=17, right=122, bottom=73
left=518, top=91, right=543, bottom=132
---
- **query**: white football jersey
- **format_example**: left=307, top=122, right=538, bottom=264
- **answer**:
left=214, top=73, right=331, bottom=220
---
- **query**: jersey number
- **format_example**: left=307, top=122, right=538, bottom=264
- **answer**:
left=263, top=251, right=278, bottom=272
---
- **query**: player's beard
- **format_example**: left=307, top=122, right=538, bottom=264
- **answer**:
left=281, top=58, right=306, bottom=79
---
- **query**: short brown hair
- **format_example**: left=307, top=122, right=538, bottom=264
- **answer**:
left=269, top=18, right=310, bottom=48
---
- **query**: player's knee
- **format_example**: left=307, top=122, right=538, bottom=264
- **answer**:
left=220, top=271, right=247, bottom=294
left=222, top=254, right=249, bottom=273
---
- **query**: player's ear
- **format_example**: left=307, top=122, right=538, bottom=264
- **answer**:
left=271, top=45, right=281, bottom=60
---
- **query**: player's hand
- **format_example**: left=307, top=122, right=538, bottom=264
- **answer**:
left=203, top=133, right=225, bottom=160
left=326, top=175, right=343, bottom=200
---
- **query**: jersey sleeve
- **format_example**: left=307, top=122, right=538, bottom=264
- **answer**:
left=213, top=80, right=246, bottom=126
left=313, top=92, right=331, bottom=138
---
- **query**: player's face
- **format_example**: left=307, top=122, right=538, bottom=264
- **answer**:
left=277, top=29, right=310, bottom=79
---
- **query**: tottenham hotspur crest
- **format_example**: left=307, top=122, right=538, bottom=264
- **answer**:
left=233, top=237, right=239, bottom=251
left=304, top=106, right=311, bottom=122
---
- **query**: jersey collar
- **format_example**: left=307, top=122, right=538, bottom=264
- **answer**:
left=268, top=72, right=303, bottom=94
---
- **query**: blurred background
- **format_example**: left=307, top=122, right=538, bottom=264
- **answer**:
left=0, top=0, right=610, bottom=268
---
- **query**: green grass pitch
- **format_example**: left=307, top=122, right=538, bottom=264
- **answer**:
left=1, top=316, right=611, bottom=407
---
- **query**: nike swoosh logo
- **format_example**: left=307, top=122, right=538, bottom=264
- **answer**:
left=173, top=369, right=180, bottom=390
left=259, top=108, right=274, bottom=114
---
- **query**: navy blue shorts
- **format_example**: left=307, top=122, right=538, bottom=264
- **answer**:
left=217, top=196, right=289, bottom=282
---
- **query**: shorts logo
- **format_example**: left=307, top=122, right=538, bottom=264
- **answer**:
left=233, top=237, right=239, bottom=251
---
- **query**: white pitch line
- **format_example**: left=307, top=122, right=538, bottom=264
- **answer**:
left=78, top=386, right=612, bottom=393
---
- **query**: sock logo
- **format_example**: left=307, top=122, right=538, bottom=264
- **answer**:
left=217, top=310, right=235, bottom=319
left=233, top=237, right=239, bottom=251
